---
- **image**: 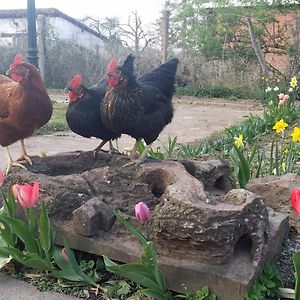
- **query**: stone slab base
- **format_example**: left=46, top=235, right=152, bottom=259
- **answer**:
left=54, top=209, right=288, bottom=300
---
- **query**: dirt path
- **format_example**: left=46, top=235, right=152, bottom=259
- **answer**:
left=0, top=96, right=262, bottom=171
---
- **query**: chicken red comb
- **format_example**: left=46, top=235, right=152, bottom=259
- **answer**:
left=10, top=54, right=25, bottom=68
left=68, top=75, right=82, bottom=87
left=107, top=58, right=118, bottom=72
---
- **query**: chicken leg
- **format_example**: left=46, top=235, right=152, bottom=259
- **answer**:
left=17, top=139, right=32, bottom=165
left=93, top=140, right=119, bottom=157
left=4, top=146, right=27, bottom=174
left=122, top=140, right=152, bottom=168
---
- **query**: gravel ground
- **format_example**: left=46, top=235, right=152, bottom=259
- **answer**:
left=276, top=227, right=300, bottom=288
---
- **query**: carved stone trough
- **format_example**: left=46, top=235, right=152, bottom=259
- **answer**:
left=7, top=151, right=288, bottom=300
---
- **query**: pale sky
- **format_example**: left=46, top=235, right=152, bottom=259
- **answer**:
left=0, top=0, right=168, bottom=25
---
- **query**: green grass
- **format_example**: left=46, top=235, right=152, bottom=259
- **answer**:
left=35, top=102, right=69, bottom=135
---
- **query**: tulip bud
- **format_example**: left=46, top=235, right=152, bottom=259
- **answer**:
left=0, top=171, right=5, bottom=187
left=291, top=189, right=300, bottom=214
left=135, top=201, right=151, bottom=222
left=11, top=184, right=22, bottom=199
left=61, top=248, right=69, bottom=262
left=18, top=181, right=39, bottom=208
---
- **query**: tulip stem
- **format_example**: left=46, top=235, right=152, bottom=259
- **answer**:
left=144, top=222, right=150, bottom=241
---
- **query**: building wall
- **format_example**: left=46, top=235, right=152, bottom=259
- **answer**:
left=0, top=16, right=105, bottom=52
left=47, top=17, right=104, bottom=52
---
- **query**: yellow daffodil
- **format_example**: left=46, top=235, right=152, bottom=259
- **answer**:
left=234, top=134, right=244, bottom=148
left=284, top=148, right=289, bottom=155
left=291, top=127, right=300, bottom=142
left=281, top=162, right=286, bottom=169
left=261, top=76, right=265, bottom=80
left=290, top=76, right=298, bottom=88
left=273, top=119, right=288, bottom=134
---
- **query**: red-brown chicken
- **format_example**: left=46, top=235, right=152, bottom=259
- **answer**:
left=0, top=55, right=53, bottom=173
left=100, top=54, right=179, bottom=165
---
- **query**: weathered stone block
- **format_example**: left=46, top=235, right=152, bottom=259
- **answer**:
left=5, top=151, right=288, bottom=299
left=73, top=197, right=115, bottom=236
left=247, top=173, right=300, bottom=230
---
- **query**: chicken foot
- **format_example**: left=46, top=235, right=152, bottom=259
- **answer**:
left=17, top=139, right=32, bottom=165
left=4, top=146, right=27, bottom=174
left=93, top=140, right=119, bottom=158
left=122, top=142, right=152, bottom=168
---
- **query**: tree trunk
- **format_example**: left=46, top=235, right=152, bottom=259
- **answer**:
left=246, top=16, right=270, bottom=77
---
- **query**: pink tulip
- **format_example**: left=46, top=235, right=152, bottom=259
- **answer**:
left=18, top=181, right=39, bottom=208
left=291, top=189, right=300, bottom=214
left=278, top=99, right=285, bottom=106
left=0, top=171, right=5, bottom=187
left=278, top=93, right=284, bottom=100
left=11, top=184, right=22, bottom=199
left=61, top=248, right=69, bottom=262
left=135, top=201, right=151, bottom=222
left=283, top=94, right=289, bottom=102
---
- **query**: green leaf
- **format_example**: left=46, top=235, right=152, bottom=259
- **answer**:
left=141, top=241, right=166, bottom=291
left=24, top=254, right=54, bottom=272
left=268, top=140, right=275, bottom=175
left=0, top=246, right=27, bottom=264
left=4, top=187, right=16, bottom=218
left=62, top=239, right=96, bottom=286
left=103, top=255, right=162, bottom=291
left=28, top=207, right=37, bottom=235
left=293, top=252, right=300, bottom=300
left=142, top=288, right=170, bottom=300
left=38, top=201, right=52, bottom=258
left=0, top=222, right=16, bottom=247
left=0, top=215, right=37, bottom=254
left=114, top=211, right=148, bottom=246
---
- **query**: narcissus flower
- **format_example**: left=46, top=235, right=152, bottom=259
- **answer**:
left=290, top=76, right=298, bottom=88
left=273, top=86, right=279, bottom=91
left=291, top=189, right=300, bottom=214
left=135, top=201, right=151, bottom=222
left=17, top=181, right=39, bottom=208
left=272, top=119, right=288, bottom=134
left=281, top=162, right=286, bottom=169
left=288, top=87, right=294, bottom=92
left=265, top=87, right=272, bottom=92
left=234, top=134, right=244, bottom=149
left=291, top=127, right=300, bottom=142
left=284, top=148, right=289, bottom=155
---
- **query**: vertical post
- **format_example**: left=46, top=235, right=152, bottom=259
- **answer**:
left=161, top=1, right=170, bottom=64
left=37, top=15, right=46, bottom=80
left=27, top=0, right=39, bottom=68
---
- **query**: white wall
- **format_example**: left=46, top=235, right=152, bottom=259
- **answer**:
left=0, top=16, right=105, bottom=52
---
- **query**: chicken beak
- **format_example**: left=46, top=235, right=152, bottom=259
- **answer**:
left=5, top=68, right=12, bottom=77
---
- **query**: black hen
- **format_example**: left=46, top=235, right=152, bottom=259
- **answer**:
left=100, top=54, right=179, bottom=164
left=66, top=75, right=120, bottom=152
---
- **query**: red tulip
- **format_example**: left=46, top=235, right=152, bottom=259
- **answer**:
left=18, top=181, right=39, bottom=208
left=291, top=189, right=300, bottom=214
left=135, top=201, right=151, bottom=222
left=61, top=248, right=69, bottom=262
left=0, top=171, right=5, bottom=187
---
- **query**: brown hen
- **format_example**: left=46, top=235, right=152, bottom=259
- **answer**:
left=0, top=55, right=53, bottom=173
